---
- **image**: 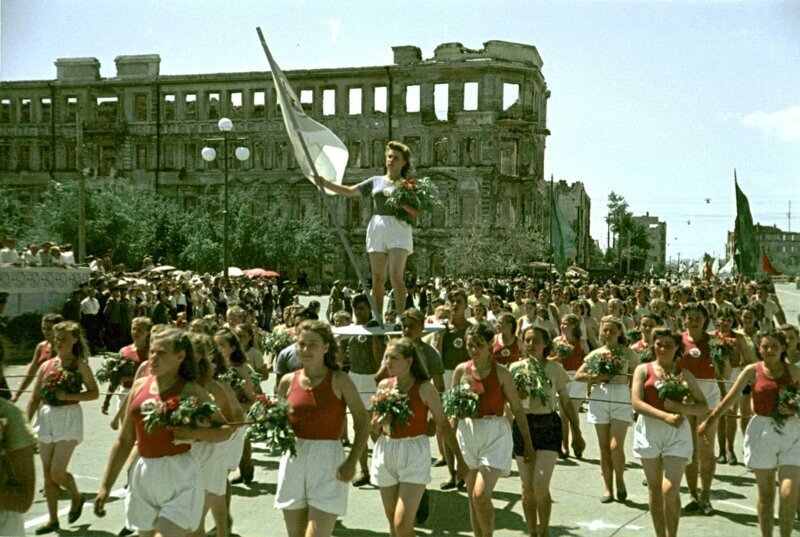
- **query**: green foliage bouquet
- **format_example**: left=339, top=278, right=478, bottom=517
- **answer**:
left=385, top=176, right=444, bottom=224
left=246, top=394, right=296, bottom=456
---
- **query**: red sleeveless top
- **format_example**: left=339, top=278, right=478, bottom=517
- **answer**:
left=492, top=336, right=521, bottom=367
left=130, top=376, right=190, bottom=458
left=119, top=344, right=146, bottom=389
left=287, top=370, right=346, bottom=440
left=37, top=342, right=53, bottom=365
left=466, top=360, right=505, bottom=418
left=41, top=358, right=80, bottom=406
left=559, top=338, right=585, bottom=372
left=679, top=332, right=715, bottom=380
left=752, top=362, right=795, bottom=417
left=385, top=378, right=428, bottom=439
left=642, top=362, right=682, bottom=412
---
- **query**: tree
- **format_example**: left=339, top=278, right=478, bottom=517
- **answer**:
left=604, top=192, right=652, bottom=274
left=0, top=185, right=27, bottom=240
left=436, top=225, right=547, bottom=276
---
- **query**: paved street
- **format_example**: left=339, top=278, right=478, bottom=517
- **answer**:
left=6, top=281, right=800, bottom=536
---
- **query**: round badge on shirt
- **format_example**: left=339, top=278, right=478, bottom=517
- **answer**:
left=453, top=338, right=464, bottom=349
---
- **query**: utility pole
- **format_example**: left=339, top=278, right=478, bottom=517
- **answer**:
left=76, top=107, right=86, bottom=264
left=788, top=201, right=792, bottom=232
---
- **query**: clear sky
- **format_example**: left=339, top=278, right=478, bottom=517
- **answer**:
left=2, top=0, right=798, bottom=262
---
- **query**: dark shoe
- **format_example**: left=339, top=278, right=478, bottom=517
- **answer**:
left=683, top=499, right=701, bottom=514
left=414, top=489, right=430, bottom=525
left=341, top=439, right=351, bottom=447
left=617, top=490, right=628, bottom=502
left=118, top=528, right=135, bottom=537
left=558, top=449, right=569, bottom=460
left=642, top=478, right=648, bottom=486
left=35, top=521, right=60, bottom=535
left=241, top=465, right=255, bottom=485
left=571, top=442, right=583, bottom=460
left=68, top=494, right=85, bottom=523
left=600, top=494, right=614, bottom=504
left=728, top=453, right=738, bottom=466
left=432, top=457, right=447, bottom=467
left=715, top=454, right=727, bottom=464
left=352, top=474, right=370, bottom=487
left=440, top=477, right=457, bottom=490
left=230, top=475, right=244, bottom=484
left=457, top=479, right=466, bottom=491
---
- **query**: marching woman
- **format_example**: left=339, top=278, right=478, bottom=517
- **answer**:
left=94, top=327, right=230, bottom=537
left=314, top=141, right=420, bottom=320
left=509, top=326, right=584, bottom=537
left=553, top=313, right=589, bottom=459
left=103, top=316, right=152, bottom=417
left=632, top=328, right=708, bottom=537
left=677, top=303, right=730, bottom=515
left=698, top=329, right=800, bottom=537
left=575, top=316, right=639, bottom=503
left=451, top=323, right=535, bottom=536
left=25, top=321, right=98, bottom=534
left=274, top=320, right=369, bottom=537
left=370, top=337, right=466, bottom=537
left=735, top=304, right=761, bottom=436
left=492, top=312, right=523, bottom=367
left=11, top=313, right=63, bottom=403
left=214, top=327, right=258, bottom=484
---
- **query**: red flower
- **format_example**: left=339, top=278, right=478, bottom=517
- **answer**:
left=165, top=397, right=180, bottom=411
left=408, top=177, right=415, bottom=185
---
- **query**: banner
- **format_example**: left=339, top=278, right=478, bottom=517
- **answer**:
left=734, top=173, right=759, bottom=278
left=762, top=249, right=782, bottom=276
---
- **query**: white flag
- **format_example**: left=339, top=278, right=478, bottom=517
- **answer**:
left=711, top=258, right=720, bottom=275
left=718, top=258, right=735, bottom=278
left=258, top=33, right=348, bottom=191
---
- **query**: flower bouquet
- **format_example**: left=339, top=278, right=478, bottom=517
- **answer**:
left=385, top=176, right=444, bottom=224
left=638, top=345, right=653, bottom=364
left=219, top=367, right=247, bottom=393
left=369, top=386, right=412, bottom=435
left=654, top=371, right=690, bottom=403
left=584, top=348, right=627, bottom=379
left=95, top=352, right=139, bottom=387
left=773, top=385, right=800, bottom=435
left=140, top=395, right=218, bottom=434
left=40, top=367, right=83, bottom=406
left=246, top=394, right=296, bottom=456
left=513, top=360, right=552, bottom=408
left=442, top=379, right=481, bottom=419
left=553, top=341, right=574, bottom=360
left=262, top=331, right=295, bottom=356
left=627, top=329, right=642, bottom=345
left=709, top=332, right=735, bottom=374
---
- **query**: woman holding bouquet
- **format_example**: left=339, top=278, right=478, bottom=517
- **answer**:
left=103, top=316, right=153, bottom=417
left=451, top=323, right=535, bottom=536
left=698, top=330, right=800, bottom=537
left=370, top=337, right=466, bottom=537
left=575, top=316, right=639, bottom=503
left=631, top=328, right=707, bottom=537
left=677, top=303, right=730, bottom=515
left=509, top=326, right=583, bottom=536
left=492, top=313, right=522, bottom=366
left=314, top=141, right=420, bottom=320
left=553, top=313, right=589, bottom=459
left=11, top=313, right=63, bottom=403
left=274, top=320, right=369, bottom=537
left=25, top=321, right=98, bottom=535
left=95, top=327, right=230, bottom=537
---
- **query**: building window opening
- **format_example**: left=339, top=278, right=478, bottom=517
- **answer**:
left=207, top=92, right=220, bottom=120
left=229, top=91, right=243, bottom=118
left=185, top=93, right=197, bottom=119
left=300, top=89, right=313, bottom=113
left=434, top=83, right=449, bottom=121
left=373, top=86, right=387, bottom=113
left=65, top=97, right=78, bottom=123
left=134, top=94, right=148, bottom=122
left=0, top=99, right=10, bottom=123
left=20, top=99, right=31, bottom=123
left=163, top=94, right=176, bottom=120
left=502, top=83, right=520, bottom=111
left=136, top=145, right=148, bottom=170
left=322, top=89, right=336, bottom=116
left=349, top=88, right=362, bottom=115
left=349, top=140, right=362, bottom=167
left=184, top=143, right=197, bottom=170
left=18, top=145, right=30, bottom=171
left=405, top=85, right=420, bottom=113
left=40, top=144, right=51, bottom=170
left=40, top=98, right=52, bottom=123
left=253, top=91, right=265, bottom=117
left=96, top=96, right=118, bottom=125
left=0, top=145, right=11, bottom=170
left=464, top=82, right=479, bottom=111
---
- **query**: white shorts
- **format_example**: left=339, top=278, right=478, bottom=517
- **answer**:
left=565, top=372, right=588, bottom=402
left=444, top=369, right=455, bottom=391
left=34, top=404, right=83, bottom=444
left=457, top=416, right=513, bottom=476
left=696, top=379, right=720, bottom=410
left=117, top=386, right=130, bottom=412
left=743, top=415, right=800, bottom=470
left=225, top=427, right=247, bottom=471
left=350, top=372, right=378, bottom=408
left=274, top=438, right=348, bottom=516
left=126, top=451, right=204, bottom=532
left=194, top=441, right=228, bottom=496
left=0, top=510, right=23, bottom=537
left=366, top=215, right=413, bottom=254
left=370, top=434, right=432, bottom=488
left=587, top=383, right=633, bottom=424
left=633, top=414, right=693, bottom=460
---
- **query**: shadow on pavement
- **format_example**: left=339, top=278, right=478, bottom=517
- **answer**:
left=231, top=480, right=276, bottom=498
left=715, top=472, right=756, bottom=487
left=58, top=525, right=117, bottom=536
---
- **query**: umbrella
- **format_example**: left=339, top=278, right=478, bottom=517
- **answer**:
left=151, top=265, right=177, bottom=272
left=244, top=268, right=280, bottom=278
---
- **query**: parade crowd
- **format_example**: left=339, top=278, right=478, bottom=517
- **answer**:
left=1, top=270, right=800, bottom=537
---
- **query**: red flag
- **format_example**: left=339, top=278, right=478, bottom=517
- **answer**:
left=705, top=260, right=713, bottom=279
left=762, top=250, right=782, bottom=276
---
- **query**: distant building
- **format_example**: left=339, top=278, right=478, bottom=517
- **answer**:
left=552, top=179, right=591, bottom=266
left=0, top=41, right=552, bottom=279
left=632, top=212, right=666, bottom=271
left=725, top=223, right=800, bottom=275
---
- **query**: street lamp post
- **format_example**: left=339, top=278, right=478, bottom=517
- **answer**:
left=201, top=118, right=249, bottom=280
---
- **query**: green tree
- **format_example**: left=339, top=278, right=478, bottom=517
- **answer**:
left=437, top=225, right=547, bottom=276
left=604, top=192, right=652, bottom=274
left=0, top=185, right=27, bottom=240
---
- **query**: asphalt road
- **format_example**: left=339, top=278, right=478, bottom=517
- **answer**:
left=5, top=282, right=800, bottom=536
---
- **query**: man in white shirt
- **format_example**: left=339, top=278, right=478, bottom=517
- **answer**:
left=0, top=238, right=21, bottom=266
left=80, top=287, right=102, bottom=352
left=60, top=244, right=76, bottom=265
left=22, top=244, right=40, bottom=267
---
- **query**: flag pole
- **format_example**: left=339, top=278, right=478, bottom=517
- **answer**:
left=549, top=174, right=555, bottom=284
left=256, top=28, right=383, bottom=324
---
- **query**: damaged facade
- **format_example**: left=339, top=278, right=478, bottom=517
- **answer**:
left=0, top=40, right=556, bottom=279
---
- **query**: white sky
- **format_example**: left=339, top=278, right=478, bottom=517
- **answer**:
left=1, top=0, right=799, bottom=262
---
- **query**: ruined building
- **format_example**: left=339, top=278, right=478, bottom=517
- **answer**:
left=553, top=179, right=591, bottom=267
left=0, top=40, right=554, bottom=278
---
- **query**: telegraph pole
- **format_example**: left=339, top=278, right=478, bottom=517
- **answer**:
left=76, top=107, right=86, bottom=263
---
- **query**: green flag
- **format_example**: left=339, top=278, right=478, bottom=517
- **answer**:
left=549, top=179, right=577, bottom=275
left=734, top=171, right=759, bottom=278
